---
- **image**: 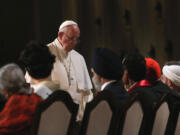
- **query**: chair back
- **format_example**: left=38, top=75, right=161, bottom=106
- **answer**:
left=32, top=90, right=78, bottom=135
left=86, top=101, right=112, bottom=135
left=122, top=100, right=143, bottom=135
left=151, top=94, right=170, bottom=135
left=116, top=92, right=145, bottom=135
left=79, top=91, right=120, bottom=135
left=117, top=90, right=159, bottom=135
left=175, top=112, right=180, bottom=135
left=174, top=99, right=180, bottom=135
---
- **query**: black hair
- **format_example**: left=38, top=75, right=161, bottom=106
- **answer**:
left=123, top=52, right=146, bottom=82
left=19, top=40, right=55, bottom=79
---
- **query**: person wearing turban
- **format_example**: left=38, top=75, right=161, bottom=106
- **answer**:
left=91, top=48, right=129, bottom=103
left=145, top=58, right=161, bottom=84
left=144, top=58, right=173, bottom=96
left=124, top=56, right=177, bottom=100
left=162, top=61, right=180, bottom=94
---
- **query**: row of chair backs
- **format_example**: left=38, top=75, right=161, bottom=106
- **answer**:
left=31, top=89, right=180, bottom=135
left=31, top=90, right=78, bottom=135
left=117, top=91, right=180, bottom=135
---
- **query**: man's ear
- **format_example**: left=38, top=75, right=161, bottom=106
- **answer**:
left=58, top=32, right=63, bottom=40
left=167, top=79, right=173, bottom=88
left=99, top=76, right=105, bottom=85
left=2, top=89, right=10, bottom=99
left=122, top=70, right=129, bottom=83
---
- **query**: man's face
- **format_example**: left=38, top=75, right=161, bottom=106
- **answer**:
left=161, top=74, right=169, bottom=86
left=122, top=69, right=131, bottom=90
left=122, top=69, right=128, bottom=85
left=59, top=25, right=80, bottom=52
left=92, top=71, right=101, bottom=91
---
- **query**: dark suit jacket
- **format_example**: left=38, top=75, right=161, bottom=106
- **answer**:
left=130, top=81, right=180, bottom=98
left=103, top=81, right=129, bottom=105
left=129, top=81, right=180, bottom=135
left=129, top=81, right=180, bottom=111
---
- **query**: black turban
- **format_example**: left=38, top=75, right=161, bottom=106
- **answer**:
left=92, top=48, right=124, bottom=80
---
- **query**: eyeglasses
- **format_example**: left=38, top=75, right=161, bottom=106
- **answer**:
left=63, top=33, right=80, bottom=43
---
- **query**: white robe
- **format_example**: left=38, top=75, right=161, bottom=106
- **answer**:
left=48, top=39, right=93, bottom=120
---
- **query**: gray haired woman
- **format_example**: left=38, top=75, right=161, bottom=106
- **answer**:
left=0, top=63, right=32, bottom=97
left=0, top=63, right=42, bottom=135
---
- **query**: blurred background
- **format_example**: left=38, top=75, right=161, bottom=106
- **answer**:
left=1, top=0, right=180, bottom=69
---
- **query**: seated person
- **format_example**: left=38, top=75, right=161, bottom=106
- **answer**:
left=162, top=60, right=180, bottom=94
left=144, top=58, right=174, bottom=97
left=19, top=41, right=59, bottom=100
left=145, top=57, right=161, bottom=84
left=123, top=54, right=176, bottom=100
left=122, top=52, right=148, bottom=93
left=0, top=63, right=42, bottom=135
left=122, top=53, right=161, bottom=109
left=91, top=48, right=129, bottom=104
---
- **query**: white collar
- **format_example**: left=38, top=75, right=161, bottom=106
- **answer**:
left=32, top=82, right=52, bottom=100
left=54, top=39, right=69, bottom=58
left=101, top=80, right=116, bottom=91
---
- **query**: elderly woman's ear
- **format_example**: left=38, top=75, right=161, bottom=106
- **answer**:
left=1, top=89, right=11, bottom=99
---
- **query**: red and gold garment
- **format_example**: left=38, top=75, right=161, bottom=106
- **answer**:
left=0, top=93, right=42, bottom=135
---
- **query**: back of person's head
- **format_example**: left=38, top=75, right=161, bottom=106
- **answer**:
left=123, top=52, right=146, bottom=82
left=0, top=63, right=31, bottom=96
left=92, top=48, right=124, bottom=80
left=19, top=40, right=55, bottom=79
left=145, top=58, right=161, bottom=83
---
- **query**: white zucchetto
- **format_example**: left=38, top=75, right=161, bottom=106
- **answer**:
left=59, top=20, right=78, bottom=31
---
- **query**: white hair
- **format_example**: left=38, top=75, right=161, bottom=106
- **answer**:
left=0, top=63, right=32, bottom=94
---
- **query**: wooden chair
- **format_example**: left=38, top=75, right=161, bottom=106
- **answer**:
left=79, top=90, right=121, bottom=135
left=31, top=90, right=79, bottom=135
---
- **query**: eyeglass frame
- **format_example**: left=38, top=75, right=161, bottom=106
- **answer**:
left=63, top=32, right=80, bottom=43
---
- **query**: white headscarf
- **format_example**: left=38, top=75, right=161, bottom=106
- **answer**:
left=162, top=65, right=180, bottom=86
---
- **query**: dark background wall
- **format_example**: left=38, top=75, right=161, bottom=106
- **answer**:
left=1, top=0, right=180, bottom=69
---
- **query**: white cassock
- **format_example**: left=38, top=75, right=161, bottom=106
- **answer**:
left=47, top=39, right=93, bottom=120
